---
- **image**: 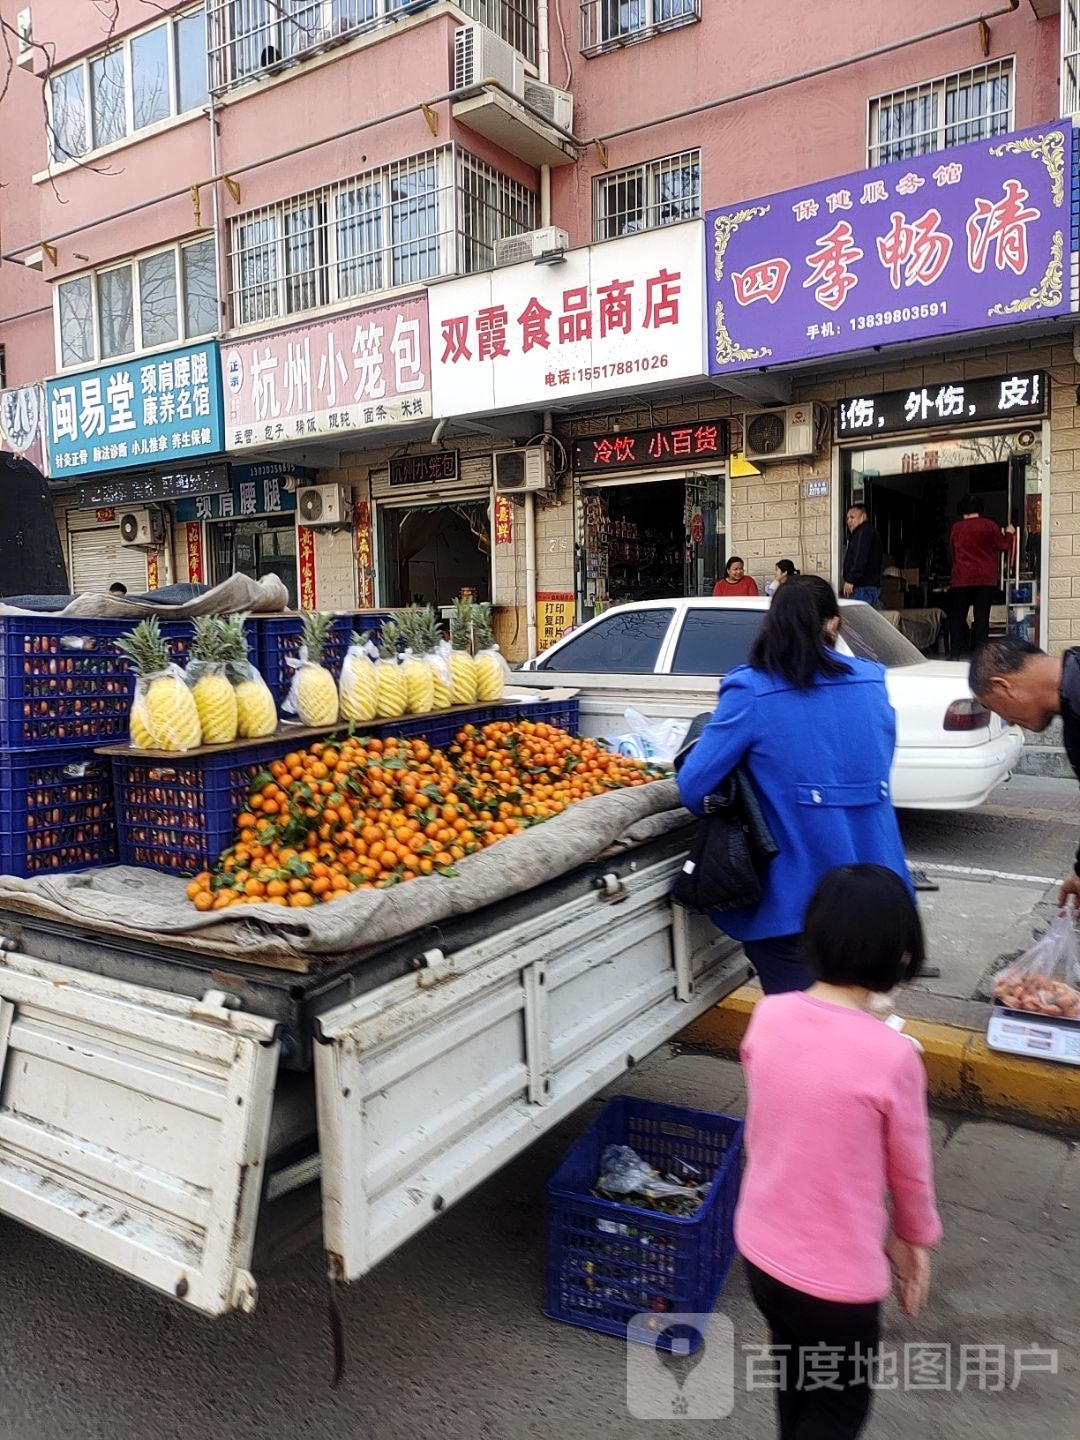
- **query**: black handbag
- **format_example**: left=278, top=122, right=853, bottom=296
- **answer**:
left=672, top=715, right=779, bottom=913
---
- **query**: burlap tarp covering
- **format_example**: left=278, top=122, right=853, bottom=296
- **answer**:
left=0, top=782, right=691, bottom=974
left=0, top=574, right=290, bottom=619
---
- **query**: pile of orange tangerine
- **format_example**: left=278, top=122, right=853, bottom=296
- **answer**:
left=186, top=720, right=662, bottom=910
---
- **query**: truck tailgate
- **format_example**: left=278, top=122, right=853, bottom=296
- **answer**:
left=314, top=851, right=742, bottom=1282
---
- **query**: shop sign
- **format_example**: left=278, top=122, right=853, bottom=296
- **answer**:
left=355, top=498, right=375, bottom=607
left=572, top=418, right=728, bottom=474
left=298, top=524, right=317, bottom=608
left=849, top=432, right=1034, bottom=479
left=707, top=123, right=1071, bottom=375
left=805, top=479, right=828, bottom=498
left=174, top=462, right=305, bottom=522
left=837, top=371, right=1046, bottom=439
left=429, top=223, right=706, bottom=416
left=494, top=493, right=514, bottom=546
left=95, top=507, right=116, bottom=523
left=389, top=451, right=459, bottom=488
left=185, top=521, right=204, bottom=583
left=0, top=384, right=45, bottom=471
left=46, top=342, right=224, bottom=477
left=76, top=463, right=230, bottom=510
left=537, top=591, right=574, bottom=651
left=222, top=296, right=431, bottom=451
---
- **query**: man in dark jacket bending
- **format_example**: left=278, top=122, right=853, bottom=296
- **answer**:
left=970, top=637, right=1080, bottom=907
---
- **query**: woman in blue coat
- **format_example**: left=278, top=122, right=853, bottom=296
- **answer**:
left=677, top=575, right=911, bottom=994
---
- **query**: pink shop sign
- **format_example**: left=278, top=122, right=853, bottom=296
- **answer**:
left=222, top=295, right=432, bottom=451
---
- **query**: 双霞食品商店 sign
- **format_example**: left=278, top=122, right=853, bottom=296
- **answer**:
left=222, top=296, right=431, bottom=449
left=429, top=222, right=707, bottom=416
left=706, top=123, right=1072, bottom=374
left=45, top=342, right=224, bottom=477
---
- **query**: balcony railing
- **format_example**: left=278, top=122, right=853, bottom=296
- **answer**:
left=579, top=0, right=699, bottom=59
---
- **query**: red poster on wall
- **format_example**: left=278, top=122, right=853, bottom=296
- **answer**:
left=355, top=499, right=375, bottom=607
left=494, top=494, right=513, bottom=547
left=185, top=522, right=204, bottom=583
left=298, top=525, right=317, bottom=609
left=146, top=551, right=160, bottom=590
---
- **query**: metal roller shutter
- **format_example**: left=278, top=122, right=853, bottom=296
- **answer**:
left=66, top=513, right=150, bottom=595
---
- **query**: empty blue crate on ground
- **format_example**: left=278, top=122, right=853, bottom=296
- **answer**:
left=545, top=1096, right=743, bottom=1349
left=0, top=615, right=192, bottom=748
left=0, top=747, right=117, bottom=876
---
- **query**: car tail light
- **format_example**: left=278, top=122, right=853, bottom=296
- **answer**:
left=944, top=699, right=991, bottom=732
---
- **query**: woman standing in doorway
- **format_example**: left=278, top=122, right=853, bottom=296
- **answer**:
left=713, top=556, right=760, bottom=597
left=949, top=495, right=1015, bottom=658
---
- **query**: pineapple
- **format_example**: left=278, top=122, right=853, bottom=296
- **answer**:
left=117, top=618, right=202, bottom=752
left=448, top=600, right=479, bottom=706
left=220, top=614, right=277, bottom=738
left=415, top=606, right=452, bottom=711
left=375, top=619, right=407, bottom=719
left=472, top=603, right=506, bottom=703
left=129, top=707, right=155, bottom=750
left=399, top=608, right=435, bottom=716
left=339, top=631, right=378, bottom=724
left=290, top=612, right=340, bottom=727
left=188, top=616, right=239, bottom=745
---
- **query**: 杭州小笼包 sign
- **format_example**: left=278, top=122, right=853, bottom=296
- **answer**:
left=707, top=124, right=1071, bottom=374
left=46, top=342, right=224, bottom=477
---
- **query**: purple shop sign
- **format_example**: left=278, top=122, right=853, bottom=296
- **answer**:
left=706, top=123, right=1072, bottom=375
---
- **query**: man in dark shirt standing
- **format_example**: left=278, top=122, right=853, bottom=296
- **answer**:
left=970, top=637, right=1080, bottom=908
left=842, top=504, right=884, bottom=606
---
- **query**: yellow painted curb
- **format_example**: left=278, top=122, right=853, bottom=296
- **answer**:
left=679, top=987, right=1080, bottom=1131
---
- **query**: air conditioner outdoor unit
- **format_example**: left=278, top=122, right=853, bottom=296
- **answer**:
left=119, top=507, right=164, bottom=547
left=521, top=78, right=574, bottom=130
left=743, top=404, right=824, bottom=463
left=494, top=448, right=551, bottom=493
left=494, top=226, right=570, bottom=267
left=454, top=23, right=524, bottom=96
left=297, top=484, right=350, bottom=526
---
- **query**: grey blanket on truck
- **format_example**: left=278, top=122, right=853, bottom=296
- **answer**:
left=0, top=782, right=691, bottom=974
left=0, top=573, right=290, bottom=619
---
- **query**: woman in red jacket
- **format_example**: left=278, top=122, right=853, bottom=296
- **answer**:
left=949, top=494, right=1015, bottom=658
left=713, top=555, right=760, bottom=597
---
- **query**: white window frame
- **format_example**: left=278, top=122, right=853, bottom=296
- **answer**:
left=593, top=149, right=701, bottom=241
left=47, top=5, right=207, bottom=165
left=579, top=0, right=699, bottom=58
left=54, top=237, right=219, bottom=371
left=1064, top=1, right=1080, bottom=117
left=866, top=59, right=1015, bottom=169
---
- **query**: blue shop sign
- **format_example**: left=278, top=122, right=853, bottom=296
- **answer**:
left=173, top=462, right=309, bottom=521
left=46, top=341, right=224, bottom=478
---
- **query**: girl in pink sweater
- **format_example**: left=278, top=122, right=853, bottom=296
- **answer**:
left=737, top=864, right=942, bottom=1440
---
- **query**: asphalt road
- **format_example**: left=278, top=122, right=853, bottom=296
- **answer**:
left=0, top=777, right=1077, bottom=1440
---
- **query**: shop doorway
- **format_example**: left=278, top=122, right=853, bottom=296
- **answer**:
left=578, top=474, right=724, bottom=617
left=210, top=515, right=298, bottom=607
left=377, top=501, right=491, bottom=608
left=844, top=433, right=1042, bottom=653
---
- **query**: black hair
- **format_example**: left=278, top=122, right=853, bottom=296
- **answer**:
left=958, top=493, right=984, bottom=517
left=109, top=582, right=128, bottom=595
left=748, top=574, right=851, bottom=688
left=724, top=556, right=745, bottom=575
left=775, top=559, right=798, bottom=577
left=846, top=503, right=868, bottom=516
left=802, top=864, right=925, bottom=990
left=969, top=636, right=1044, bottom=696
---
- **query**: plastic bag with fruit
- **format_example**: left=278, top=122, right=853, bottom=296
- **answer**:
left=471, top=602, right=509, bottom=703
left=991, top=901, right=1080, bottom=1019
left=117, top=617, right=202, bottom=752
left=219, top=613, right=278, bottom=738
left=339, top=633, right=379, bottom=724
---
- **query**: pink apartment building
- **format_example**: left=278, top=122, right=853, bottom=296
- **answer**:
left=0, top=0, right=1074, bottom=658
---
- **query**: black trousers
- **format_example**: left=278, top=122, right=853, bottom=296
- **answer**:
left=742, top=934, right=812, bottom=995
left=949, top=585, right=995, bottom=658
left=745, top=1260, right=881, bottom=1440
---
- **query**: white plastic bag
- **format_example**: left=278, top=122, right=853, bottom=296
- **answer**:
left=339, top=638, right=379, bottom=724
left=606, top=708, right=691, bottom=764
left=132, top=665, right=202, bottom=752
left=992, top=902, right=1080, bottom=1018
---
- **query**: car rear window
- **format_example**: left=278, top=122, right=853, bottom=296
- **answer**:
left=670, top=609, right=765, bottom=675
left=536, top=607, right=674, bottom=672
left=841, top=606, right=925, bottom=667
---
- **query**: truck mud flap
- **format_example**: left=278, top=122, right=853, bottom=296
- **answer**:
left=0, top=946, right=278, bottom=1315
left=314, top=856, right=743, bottom=1283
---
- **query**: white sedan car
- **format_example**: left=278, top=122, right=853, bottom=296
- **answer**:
left=516, top=597, right=1023, bottom=810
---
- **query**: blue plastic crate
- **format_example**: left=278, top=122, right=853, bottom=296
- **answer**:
left=545, top=1096, right=743, bottom=1349
left=493, top=696, right=580, bottom=733
left=0, top=616, right=193, bottom=749
left=112, top=740, right=285, bottom=876
left=251, top=613, right=392, bottom=705
left=0, top=747, right=117, bottom=876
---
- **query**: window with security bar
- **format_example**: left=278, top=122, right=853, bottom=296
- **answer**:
left=580, top=0, right=698, bottom=57
left=228, top=148, right=536, bottom=327
left=208, top=0, right=536, bottom=90
left=1065, top=1, right=1080, bottom=117
left=593, top=150, right=700, bottom=241
left=867, top=60, right=1013, bottom=168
